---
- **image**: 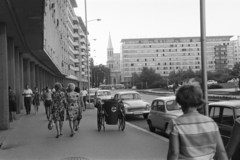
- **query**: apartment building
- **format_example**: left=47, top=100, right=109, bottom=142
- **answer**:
left=106, top=34, right=121, bottom=84
left=120, top=36, right=235, bottom=83
left=0, top=0, right=88, bottom=130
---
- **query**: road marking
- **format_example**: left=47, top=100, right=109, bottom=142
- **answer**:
left=126, top=122, right=169, bottom=142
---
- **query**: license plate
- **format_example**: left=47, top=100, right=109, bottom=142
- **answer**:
left=134, top=111, right=142, bottom=115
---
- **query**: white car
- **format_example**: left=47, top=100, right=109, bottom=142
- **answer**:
left=227, top=78, right=239, bottom=83
left=168, top=84, right=174, bottom=89
left=207, top=80, right=217, bottom=85
left=147, top=96, right=182, bottom=132
left=132, top=86, right=137, bottom=90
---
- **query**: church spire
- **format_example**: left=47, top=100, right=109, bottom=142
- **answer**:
left=107, top=33, right=113, bottom=49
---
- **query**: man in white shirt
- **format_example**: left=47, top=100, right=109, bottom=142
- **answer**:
left=81, top=87, right=88, bottom=111
left=22, top=84, right=33, bottom=115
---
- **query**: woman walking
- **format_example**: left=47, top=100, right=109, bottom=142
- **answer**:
left=43, top=86, right=52, bottom=120
left=66, top=83, right=81, bottom=137
left=74, top=86, right=83, bottom=131
left=32, top=87, right=41, bottom=114
left=9, top=86, right=17, bottom=121
left=51, top=82, right=66, bottom=138
left=166, top=80, right=227, bottom=160
left=22, top=84, right=33, bottom=115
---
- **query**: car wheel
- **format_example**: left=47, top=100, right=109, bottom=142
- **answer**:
left=148, top=121, right=155, bottom=132
left=143, top=113, right=149, bottom=119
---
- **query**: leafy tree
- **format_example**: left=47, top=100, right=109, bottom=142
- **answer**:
left=231, top=62, right=240, bottom=76
left=139, top=67, right=162, bottom=88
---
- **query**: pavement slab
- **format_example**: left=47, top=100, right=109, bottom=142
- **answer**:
left=0, top=102, right=168, bottom=160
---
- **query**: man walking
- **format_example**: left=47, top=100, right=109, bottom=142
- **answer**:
left=81, top=87, right=88, bottom=111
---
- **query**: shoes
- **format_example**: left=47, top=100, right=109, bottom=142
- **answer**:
left=56, top=135, right=59, bottom=138
left=70, top=131, right=75, bottom=137
left=60, top=133, right=62, bottom=136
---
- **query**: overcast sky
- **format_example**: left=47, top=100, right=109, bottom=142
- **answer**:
left=75, top=0, right=240, bottom=65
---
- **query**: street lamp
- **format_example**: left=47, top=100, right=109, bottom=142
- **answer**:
left=84, top=0, right=100, bottom=105
left=87, top=19, right=101, bottom=22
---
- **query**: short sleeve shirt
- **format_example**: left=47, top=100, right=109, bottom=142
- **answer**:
left=23, top=89, right=33, bottom=97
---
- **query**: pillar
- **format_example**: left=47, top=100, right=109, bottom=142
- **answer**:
left=7, top=38, right=15, bottom=90
left=0, top=23, right=9, bottom=130
left=15, top=47, right=21, bottom=113
left=30, top=62, right=35, bottom=89
left=19, top=53, right=24, bottom=109
left=23, top=58, right=31, bottom=87
left=35, top=64, right=39, bottom=89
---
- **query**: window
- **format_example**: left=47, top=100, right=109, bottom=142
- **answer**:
left=210, top=106, right=234, bottom=127
left=131, top=64, right=134, bottom=66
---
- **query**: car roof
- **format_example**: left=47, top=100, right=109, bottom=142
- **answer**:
left=97, top=90, right=111, bottom=92
left=154, top=96, right=176, bottom=101
left=116, top=91, right=139, bottom=95
left=209, top=100, right=240, bottom=109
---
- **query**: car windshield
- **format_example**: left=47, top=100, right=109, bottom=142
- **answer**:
left=97, top=91, right=111, bottom=96
left=120, top=93, right=141, bottom=100
left=89, top=89, right=97, bottom=94
left=166, top=100, right=181, bottom=111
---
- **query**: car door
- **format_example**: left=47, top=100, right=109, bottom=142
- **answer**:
left=152, top=100, right=165, bottom=130
left=150, top=100, right=159, bottom=128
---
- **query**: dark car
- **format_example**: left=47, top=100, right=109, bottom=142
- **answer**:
left=209, top=100, right=240, bottom=160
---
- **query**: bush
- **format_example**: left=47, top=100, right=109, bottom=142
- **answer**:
left=208, top=84, right=223, bottom=89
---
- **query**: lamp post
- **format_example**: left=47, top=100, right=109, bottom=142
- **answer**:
left=84, top=0, right=100, bottom=104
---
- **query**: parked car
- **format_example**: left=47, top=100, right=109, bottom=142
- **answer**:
left=132, top=86, right=137, bottom=90
left=94, top=90, right=112, bottom=106
left=147, top=96, right=182, bottom=132
left=87, top=88, right=99, bottom=103
left=168, top=84, right=174, bottom=89
left=207, top=80, right=218, bottom=85
left=227, top=78, right=239, bottom=83
left=209, top=100, right=240, bottom=160
left=113, top=91, right=150, bottom=119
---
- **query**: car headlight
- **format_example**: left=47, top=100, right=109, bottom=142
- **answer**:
left=146, top=104, right=150, bottom=110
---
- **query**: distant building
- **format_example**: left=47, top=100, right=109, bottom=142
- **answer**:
left=120, top=36, right=235, bottom=83
left=106, top=34, right=121, bottom=84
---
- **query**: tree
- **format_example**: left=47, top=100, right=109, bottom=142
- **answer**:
left=139, top=67, right=162, bottom=88
left=231, top=62, right=240, bottom=77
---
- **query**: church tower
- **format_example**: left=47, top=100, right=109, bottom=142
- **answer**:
left=107, top=33, right=114, bottom=69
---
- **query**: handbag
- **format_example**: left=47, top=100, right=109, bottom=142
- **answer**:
left=48, top=119, right=55, bottom=130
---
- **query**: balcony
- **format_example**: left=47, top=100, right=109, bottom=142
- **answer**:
left=68, top=8, right=78, bottom=23
left=80, top=38, right=86, bottom=44
left=81, top=45, right=86, bottom=50
left=69, top=56, right=79, bottom=63
left=79, top=31, right=85, bottom=38
left=81, top=65, right=85, bottom=68
left=69, top=46, right=79, bottom=55
left=68, top=37, right=79, bottom=46
left=70, top=65, right=79, bottom=72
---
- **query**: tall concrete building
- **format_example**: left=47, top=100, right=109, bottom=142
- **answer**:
left=0, top=0, right=89, bottom=130
left=120, top=36, right=235, bottom=83
left=106, top=34, right=121, bottom=84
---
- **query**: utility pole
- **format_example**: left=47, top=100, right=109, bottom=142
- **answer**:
left=200, top=0, right=208, bottom=116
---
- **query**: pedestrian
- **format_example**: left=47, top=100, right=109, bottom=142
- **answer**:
left=74, top=86, right=84, bottom=131
left=22, top=84, right=33, bottom=115
left=9, top=86, right=17, bottom=121
left=66, top=83, right=81, bottom=137
left=166, top=80, right=227, bottom=160
left=225, top=117, right=240, bottom=160
left=81, top=87, right=87, bottom=111
left=43, top=86, right=52, bottom=120
left=32, top=87, right=41, bottom=114
left=51, top=82, right=66, bottom=138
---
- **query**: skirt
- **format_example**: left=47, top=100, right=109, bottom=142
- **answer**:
left=9, top=100, right=17, bottom=112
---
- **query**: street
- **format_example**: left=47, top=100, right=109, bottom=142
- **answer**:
left=0, top=96, right=169, bottom=160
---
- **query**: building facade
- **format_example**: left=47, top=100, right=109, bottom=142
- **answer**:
left=120, top=36, right=235, bottom=83
left=0, top=0, right=89, bottom=130
left=106, top=34, right=121, bottom=84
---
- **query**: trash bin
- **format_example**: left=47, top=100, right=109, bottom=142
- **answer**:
left=103, top=100, right=119, bottom=125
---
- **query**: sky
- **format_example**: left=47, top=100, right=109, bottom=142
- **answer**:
left=74, top=0, right=240, bottom=65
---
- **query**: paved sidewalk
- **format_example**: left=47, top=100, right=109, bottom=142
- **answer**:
left=0, top=102, right=168, bottom=160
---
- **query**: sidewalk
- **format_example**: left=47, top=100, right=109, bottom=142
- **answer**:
left=0, top=102, right=168, bottom=160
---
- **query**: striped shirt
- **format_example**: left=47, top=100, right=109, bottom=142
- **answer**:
left=166, top=111, right=219, bottom=160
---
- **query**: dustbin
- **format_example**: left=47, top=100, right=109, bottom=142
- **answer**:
left=103, top=100, right=119, bottom=125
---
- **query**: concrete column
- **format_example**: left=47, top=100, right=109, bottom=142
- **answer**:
left=19, top=53, right=24, bottom=109
left=0, top=23, right=9, bottom=130
left=35, top=65, right=39, bottom=89
left=38, top=67, right=42, bottom=90
left=7, top=38, right=15, bottom=90
left=30, top=62, right=35, bottom=89
left=23, top=59, right=31, bottom=87
left=15, top=47, right=21, bottom=113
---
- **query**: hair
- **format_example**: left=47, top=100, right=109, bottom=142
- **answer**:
left=74, top=86, right=80, bottom=93
left=176, top=79, right=204, bottom=112
left=54, top=82, right=62, bottom=91
left=67, top=83, right=75, bottom=92
left=34, top=87, right=38, bottom=90
left=25, top=84, right=29, bottom=88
